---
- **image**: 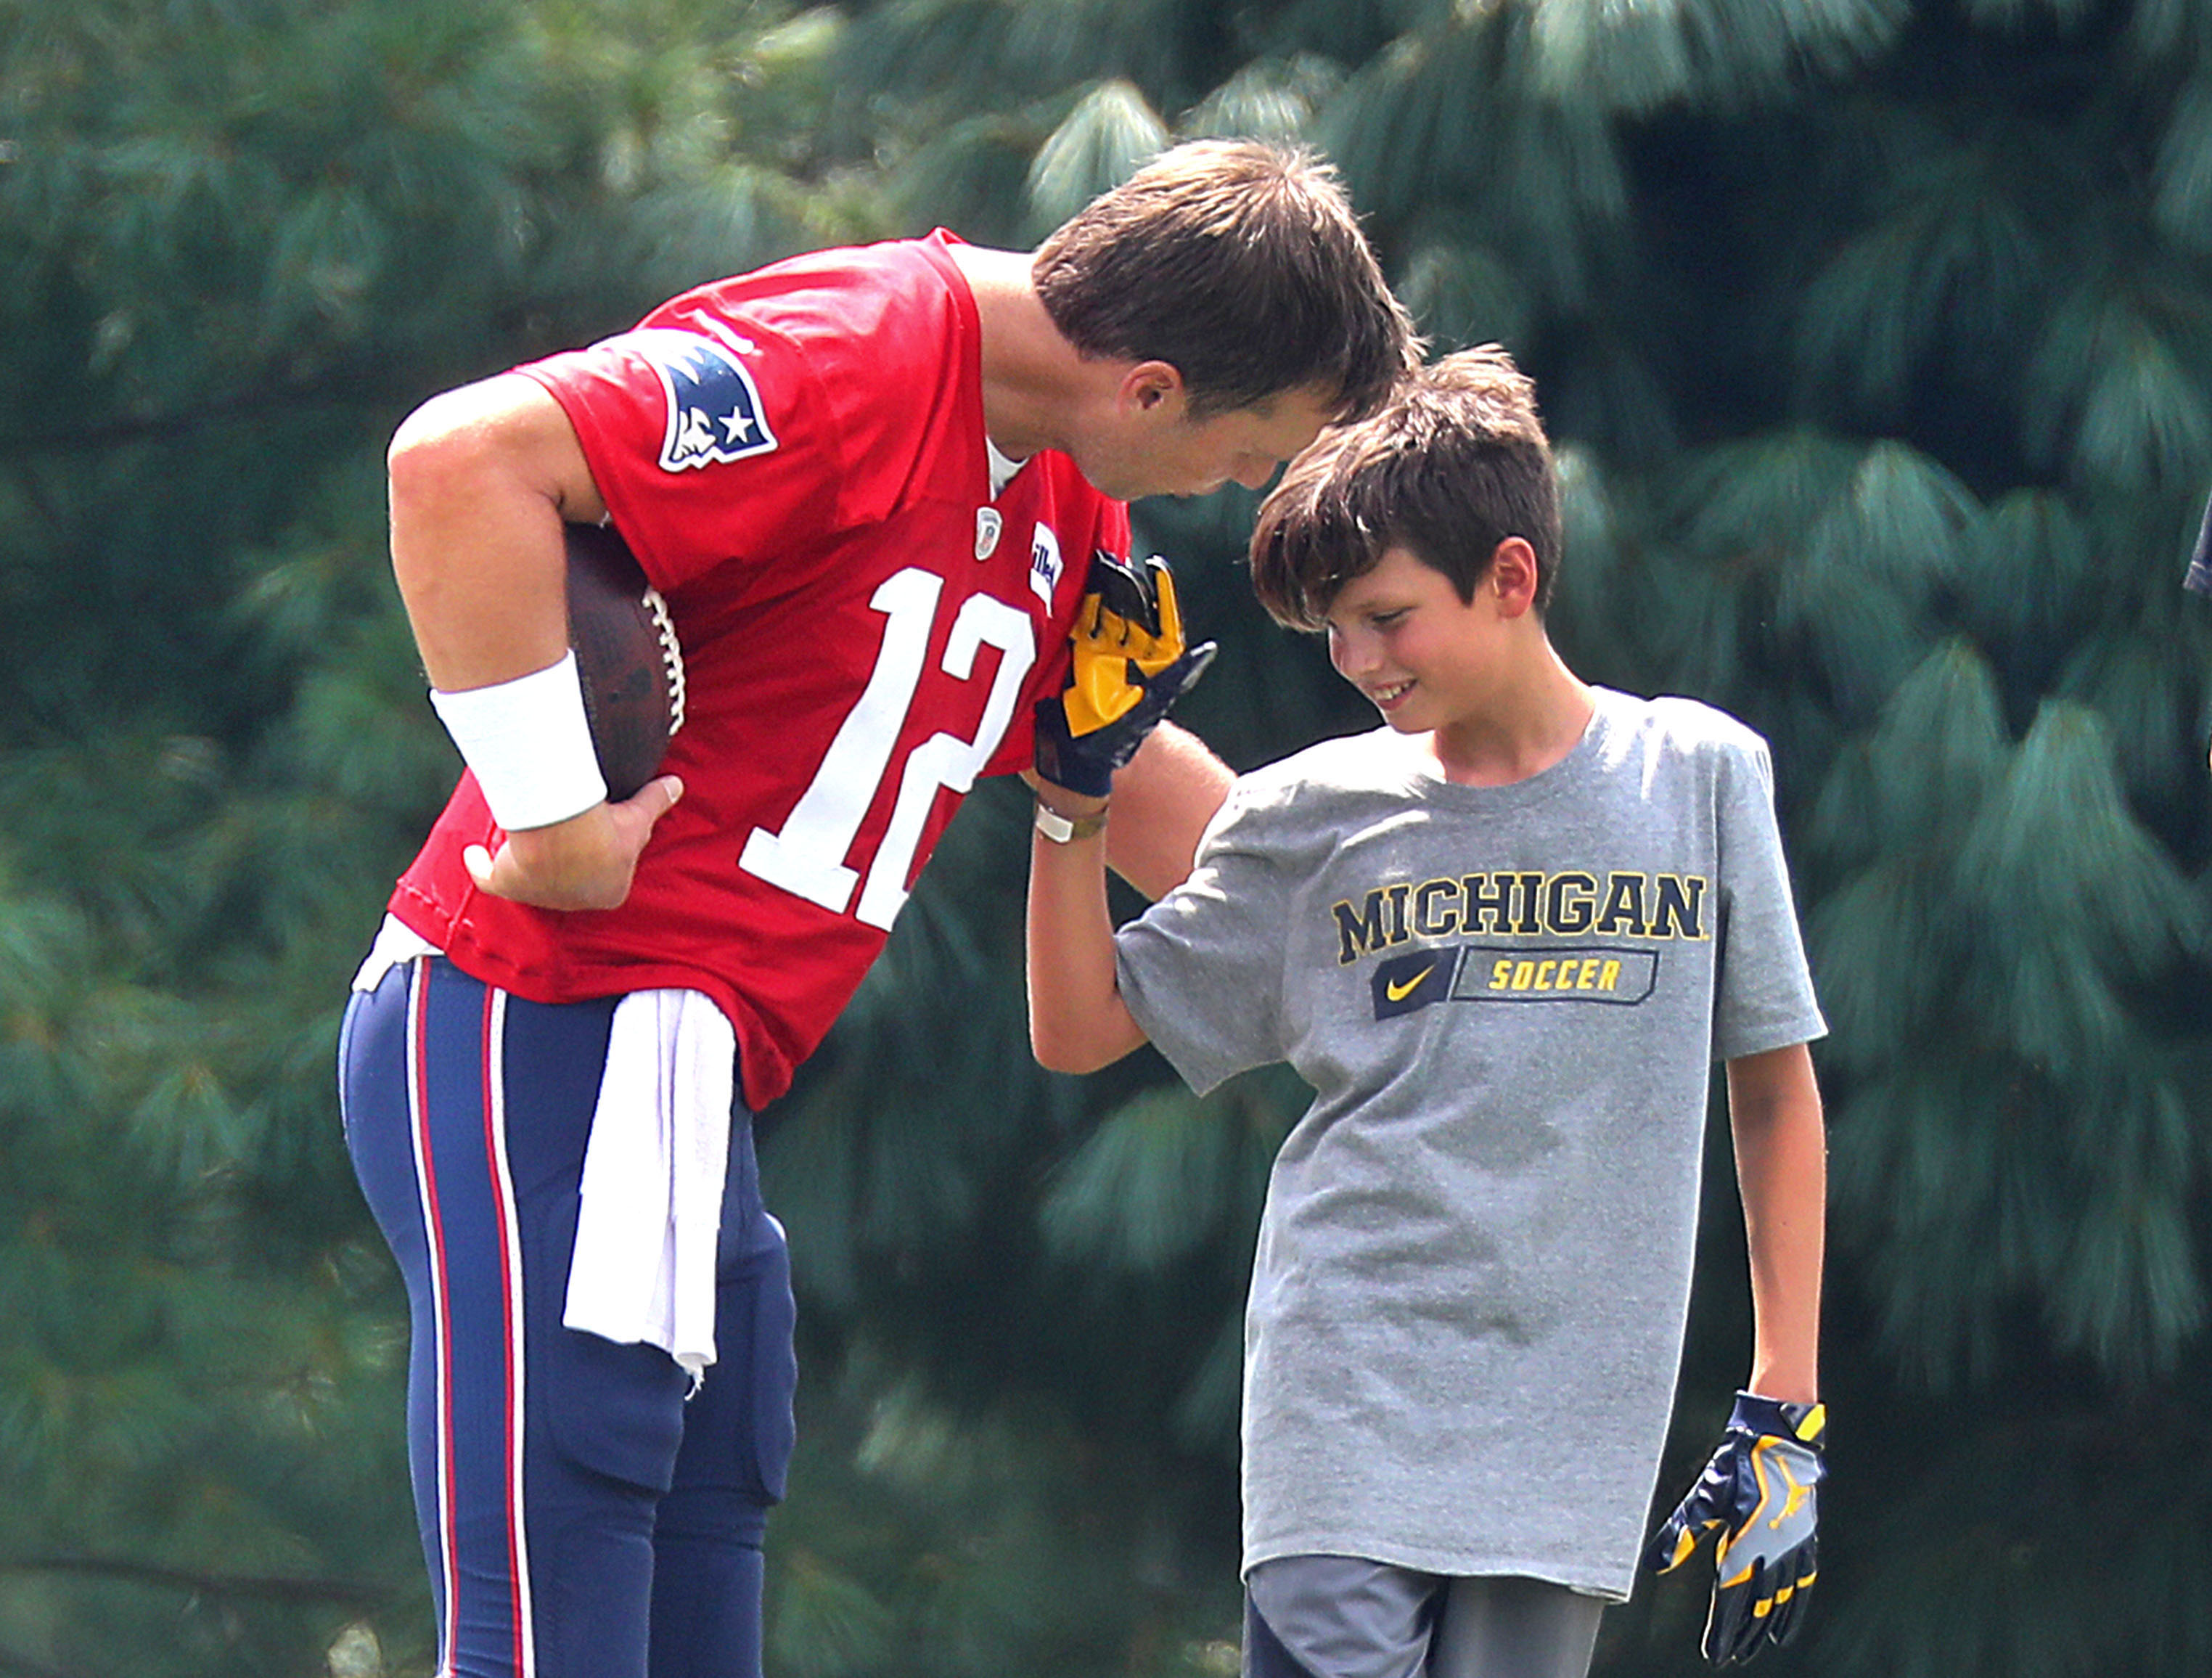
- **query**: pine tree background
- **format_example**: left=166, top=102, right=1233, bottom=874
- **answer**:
left=3, top=1, right=2210, bottom=1674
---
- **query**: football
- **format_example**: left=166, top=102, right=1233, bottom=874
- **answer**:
left=565, top=521, right=685, bottom=801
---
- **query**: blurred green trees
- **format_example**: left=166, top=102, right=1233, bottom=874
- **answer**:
left=4, top=0, right=2211, bottom=1674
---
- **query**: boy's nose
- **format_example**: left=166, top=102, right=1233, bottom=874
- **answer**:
left=1329, top=629, right=1371, bottom=679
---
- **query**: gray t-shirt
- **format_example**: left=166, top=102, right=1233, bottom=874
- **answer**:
left=1114, top=688, right=1825, bottom=1599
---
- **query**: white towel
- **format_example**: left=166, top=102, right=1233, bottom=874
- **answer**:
left=349, top=914, right=438, bottom=993
left=562, top=989, right=736, bottom=1383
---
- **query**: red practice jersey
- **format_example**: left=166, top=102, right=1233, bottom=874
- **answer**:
left=389, top=232, right=1126, bottom=1110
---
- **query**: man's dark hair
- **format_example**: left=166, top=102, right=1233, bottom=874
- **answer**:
left=1249, top=345, right=1562, bottom=629
left=1034, top=140, right=1418, bottom=423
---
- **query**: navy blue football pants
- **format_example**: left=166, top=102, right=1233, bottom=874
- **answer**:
left=340, top=957, right=797, bottom=1678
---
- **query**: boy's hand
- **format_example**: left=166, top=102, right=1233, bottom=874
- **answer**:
left=1036, top=552, right=1216, bottom=798
left=1642, top=1392, right=1825, bottom=1666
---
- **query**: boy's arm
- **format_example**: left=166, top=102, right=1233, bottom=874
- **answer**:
left=1026, top=790, right=1151, bottom=1073
left=1642, top=1041, right=1827, bottom=1664
left=1027, top=548, right=1216, bottom=1071
left=1724, top=1041, right=1827, bottom=1401
left=1101, top=722, right=1233, bottom=899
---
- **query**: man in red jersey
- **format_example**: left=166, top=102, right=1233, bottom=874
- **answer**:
left=337, top=140, right=1416, bottom=1678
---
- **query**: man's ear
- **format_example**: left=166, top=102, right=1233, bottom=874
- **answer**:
left=1121, top=360, right=1187, bottom=414
left=1490, top=536, right=1541, bottom=617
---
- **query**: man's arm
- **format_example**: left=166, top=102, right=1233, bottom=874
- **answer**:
left=1724, top=1041, right=1827, bottom=1402
left=1025, top=788, right=1151, bottom=1073
left=1100, top=721, right=1232, bottom=899
left=388, top=373, right=602, bottom=688
left=388, top=372, right=680, bottom=909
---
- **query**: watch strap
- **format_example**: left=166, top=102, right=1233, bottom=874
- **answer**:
left=1034, top=801, right=1109, bottom=843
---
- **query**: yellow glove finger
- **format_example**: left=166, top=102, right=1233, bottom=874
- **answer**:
left=1079, top=557, right=1186, bottom=676
left=1064, top=560, right=1189, bottom=733
left=1130, top=559, right=1185, bottom=678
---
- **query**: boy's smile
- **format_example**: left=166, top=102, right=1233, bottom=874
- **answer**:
left=1324, top=544, right=1508, bottom=732
left=1322, top=540, right=1592, bottom=785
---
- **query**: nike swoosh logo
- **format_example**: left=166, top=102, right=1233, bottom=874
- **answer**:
left=1385, top=965, right=1437, bottom=1003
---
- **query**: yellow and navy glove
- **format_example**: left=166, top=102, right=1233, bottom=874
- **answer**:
left=1642, top=1391, right=1826, bottom=1666
left=1034, top=552, right=1216, bottom=798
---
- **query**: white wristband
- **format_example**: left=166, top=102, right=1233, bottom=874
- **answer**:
left=429, top=650, right=609, bottom=831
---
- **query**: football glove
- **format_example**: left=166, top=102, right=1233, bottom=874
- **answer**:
left=1035, top=552, right=1216, bottom=798
left=1642, top=1391, right=1826, bottom=1667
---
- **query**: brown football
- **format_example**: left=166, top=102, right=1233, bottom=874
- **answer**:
left=565, top=522, right=684, bottom=801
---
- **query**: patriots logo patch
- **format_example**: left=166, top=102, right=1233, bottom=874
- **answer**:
left=627, top=327, right=780, bottom=472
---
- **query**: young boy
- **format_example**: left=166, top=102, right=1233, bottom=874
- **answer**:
left=1026, top=348, right=1829, bottom=1676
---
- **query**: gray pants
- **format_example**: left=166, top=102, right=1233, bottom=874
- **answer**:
left=1245, top=1556, right=1604, bottom=1678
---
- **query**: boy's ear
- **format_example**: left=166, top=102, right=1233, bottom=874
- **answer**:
left=1490, top=536, right=1541, bottom=617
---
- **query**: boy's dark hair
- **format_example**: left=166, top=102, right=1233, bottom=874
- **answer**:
left=1248, top=345, right=1562, bottom=630
left=1034, top=140, right=1418, bottom=424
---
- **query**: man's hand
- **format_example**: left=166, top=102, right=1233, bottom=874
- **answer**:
left=464, top=774, right=684, bottom=910
left=1643, top=1392, right=1826, bottom=1666
left=1036, top=552, right=1216, bottom=799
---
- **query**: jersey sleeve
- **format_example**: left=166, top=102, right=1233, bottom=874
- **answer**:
left=517, top=320, right=862, bottom=594
left=516, top=242, right=972, bottom=596
left=1114, top=783, right=1293, bottom=1094
left=1711, top=737, right=1828, bottom=1062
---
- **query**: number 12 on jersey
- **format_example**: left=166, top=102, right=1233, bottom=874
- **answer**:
left=738, top=566, right=1036, bottom=930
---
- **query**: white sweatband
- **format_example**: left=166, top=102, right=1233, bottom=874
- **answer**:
left=428, top=650, right=610, bottom=831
